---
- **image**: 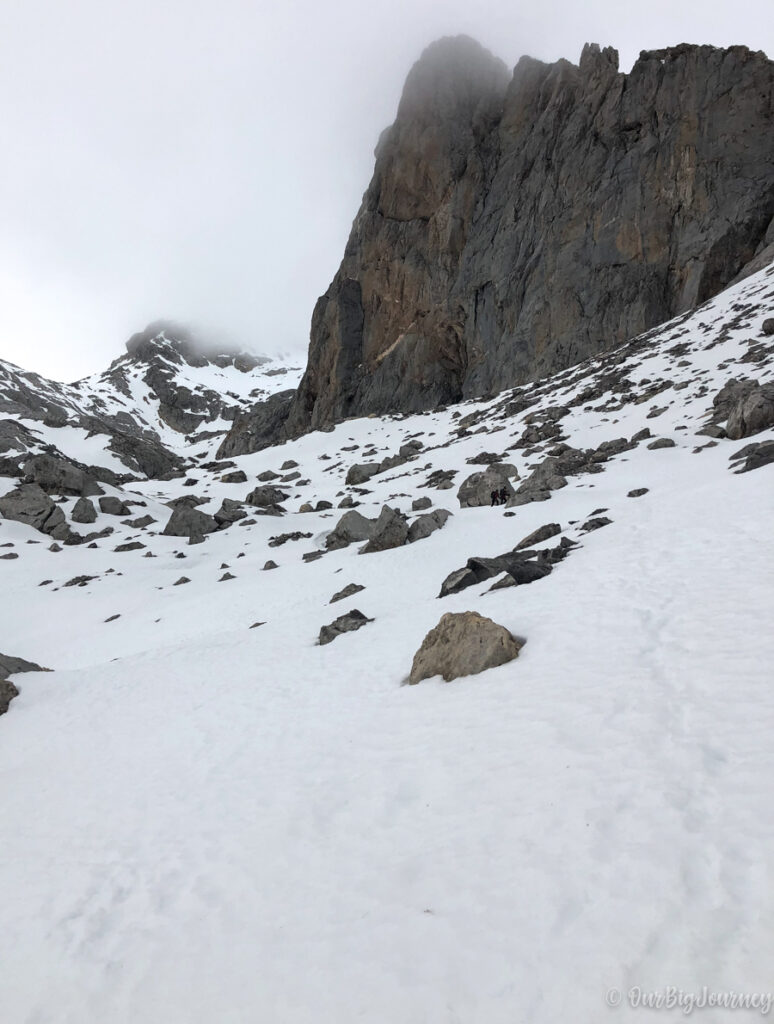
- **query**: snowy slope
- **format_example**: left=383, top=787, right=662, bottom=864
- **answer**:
left=0, top=267, right=773, bottom=1023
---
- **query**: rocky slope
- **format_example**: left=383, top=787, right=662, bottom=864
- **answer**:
left=1, top=263, right=772, bottom=1023
left=0, top=322, right=302, bottom=482
left=279, top=35, right=774, bottom=439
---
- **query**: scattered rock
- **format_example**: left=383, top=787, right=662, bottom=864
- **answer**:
left=221, top=470, right=247, bottom=484
left=245, top=485, right=289, bottom=508
left=330, top=582, right=365, bottom=604
left=173, top=576, right=190, bottom=585
left=580, top=517, right=612, bottom=532
left=114, top=541, right=145, bottom=552
left=628, top=487, right=649, bottom=497
left=412, top=496, right=432, bottom=511
left=647, top=438, right=676, bottom=450
left=514, top=523, right=561, bottom=549
left=408, top=611, right=523, bottom=685
left=319, top=609, right=373, bottom=645
left=728, top=439, right=774, bottom=473
left=263, top=560, right=278, bottom=570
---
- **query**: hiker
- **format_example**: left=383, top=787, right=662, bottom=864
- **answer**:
left=499, top=486, right=508, bottom=505
left=490, top=489, right=498, bottom=507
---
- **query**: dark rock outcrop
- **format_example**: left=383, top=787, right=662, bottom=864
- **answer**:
left=283, top=37, right=774, bottom=433
left=319, top=609, right=373, bottom=645
left=0, top=483, right=77, bottom=542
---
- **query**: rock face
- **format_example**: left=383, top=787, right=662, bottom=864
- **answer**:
left=282, top=37, right=774, bottom=434
left=409, top=611, right=523, bottom=684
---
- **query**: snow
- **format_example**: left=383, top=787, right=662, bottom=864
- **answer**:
left=0, top=266, right=773, bottom=1023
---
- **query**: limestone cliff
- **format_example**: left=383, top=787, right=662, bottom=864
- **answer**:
left=234, top=36, right=774, bottom=448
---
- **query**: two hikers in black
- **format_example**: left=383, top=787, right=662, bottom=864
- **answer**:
left=490, top=487, right=509, bottom=506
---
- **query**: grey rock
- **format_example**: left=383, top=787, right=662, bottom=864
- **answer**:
left=627, top=487, right=649, bottom=497
left=245, top=485, right=289, bottom=507
left=0, top=652, right=48, bottom=677
left=514, top=522, right=561, bottom=549
left=647, top=437, right=676, bottom=450
left=71, top=497, right=98, bottom=524
left=319, top=609, right=373, bottom=646
left=728, top=439, right=774, bottom=473
left=99, top=496, right=131, bottom=516
left=330, top=582, right=365, bottom=604
left=360, top=505, right=409, bottom=553
left=23, top=454, right=103, bottom=497
left=215, top=389, right=296, bottom=459
left=214, top=499, right=247, bottom=527
left=0, top=679, right=20, bottom=714
left=221, top=470, right=247, bottom=484
left=761, top=318, right=774, bottom=336
left=0, top=483, right=74, bottom=541
left=412, top=496, right=432, bottom=511
left=345, top=463, right=381, bottom=486
left=725, top=383, right=774, bottom=440
left=263, top=560, right=278, bottom=570
left=325, top=510, right=376, bottom=550
left=285, top=39, right=774, bottom=433
left=408, top=508, right=452, bottom=543
left=457, top=465, right=516, bottom=508
left=408, top=611, right=523, bottom=684
left=162, top=505, right=218, bottom=539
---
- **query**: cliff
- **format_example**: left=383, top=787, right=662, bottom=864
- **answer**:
left=282, top=36, right=774, bottom=435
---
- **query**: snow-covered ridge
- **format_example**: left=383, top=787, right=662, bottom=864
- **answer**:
left=0, top=323, right=304, bottom=476
left=0, top=268, right=772, bottom=1023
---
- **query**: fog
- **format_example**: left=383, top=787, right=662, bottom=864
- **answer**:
left=1, top=0, right=771, bottom=381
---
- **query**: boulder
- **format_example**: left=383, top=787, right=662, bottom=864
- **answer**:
left=408, top=508, right=451, bottom=543
left=214, top=499, right=247, bottom=527
left=725, top=383, right=774, bottom=440
left=457, top=465, right=516, bottom=508
left=345, top=463, right=381, bottom=486
left=762, top=318, right=774, bottom=336
left=412, top=496, right=432, bottom=511
left=325, top=510, right=375, bottom=550
left=162, top=505, right=218, bottom=539
left=99, top=496, right=131, bottom=516
left=728, top=439, right=774, bottom=474
left=647, top=437, right=676, bottom=450
left=360, top=505, right=409, bottom=553
left=0, top=483, right=74, bottom=541
left=245, top=485, right=289, bottom=507
left=408, top=611, right=523, bottom=684
left=22, top=454, right=102, bottom=497
left=71, top=497, right=97, bottom=524
left=221, top=470, right=247, bottom=484
left=319, top=609, right=373, bottom=646
left=514, top=523, right=561, bottom=549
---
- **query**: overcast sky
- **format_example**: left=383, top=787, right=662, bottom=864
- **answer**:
left=1, top=0, right=771, bottom=381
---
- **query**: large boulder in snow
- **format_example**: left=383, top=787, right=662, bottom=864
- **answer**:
left=408, top=508, right=452, bottom=543
left=408, top=611, right=523, bottom=684
left=0, top=483, right=75, bottom=542
left=325, top=510, right=375, bottom=550
left=162, top=505, right=217, bottom=539
left=725, top=383, right=774, bottom=440
left=22, top=454, right=103, bottom=497
left=99, top=495, right=131, bottom=516
left=71, top=496, right=98, bottom=524
left=457, top=465, right=516, bottom=508
left=345, top=463, right=381, bottom=486
left=360, top=505, right=409, bottom=553
left=245, top=485, right=289, bottom=508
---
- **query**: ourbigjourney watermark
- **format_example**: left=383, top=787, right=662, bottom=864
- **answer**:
left=605, top=986, right=773, bottom=1015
